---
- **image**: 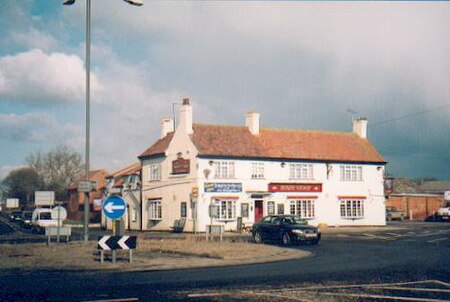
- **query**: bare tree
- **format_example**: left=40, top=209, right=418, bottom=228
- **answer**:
left=26, top=145, right=84, bottom=201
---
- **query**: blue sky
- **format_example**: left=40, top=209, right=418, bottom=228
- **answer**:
left=1, top=0, right=450, bottom=180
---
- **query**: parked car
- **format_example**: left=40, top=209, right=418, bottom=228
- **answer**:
left=20, top=211, right=33, bottom=228
left=436, top=202, right=450, bottom=222
left=252, top=215, right=321, bottom=245
left=31, top=208, right=57, bottom=233
left=385, top=206, right=407, bottom=221
left=9, top=210, right=22, bottom=222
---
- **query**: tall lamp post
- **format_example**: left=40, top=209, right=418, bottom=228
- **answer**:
left=63, top=0, right=143, bottom=242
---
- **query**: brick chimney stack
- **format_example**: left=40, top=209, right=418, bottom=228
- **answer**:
left=160, top=118, right=174, bottom=138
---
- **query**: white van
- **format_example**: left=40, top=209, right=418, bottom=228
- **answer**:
left=32, top=208, right=57, bottom=233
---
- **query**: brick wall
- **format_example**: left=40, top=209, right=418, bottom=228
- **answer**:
left=386, top=195, right=444, bottom=220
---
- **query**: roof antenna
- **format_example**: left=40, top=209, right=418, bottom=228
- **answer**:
left=347, top=109, right=358, bottom=125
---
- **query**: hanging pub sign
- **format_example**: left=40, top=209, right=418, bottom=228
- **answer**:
left=268, top=183, right=322, bottom=193
left=172, top=158, right=190, bottom=174
left=204, top=183, right=242, bottom=193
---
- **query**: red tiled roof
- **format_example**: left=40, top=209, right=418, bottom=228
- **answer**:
left=106, top=162, right=141, bottom=178
left=191, top=124, right=385, bottom=163
left=68, top=169, right=109, bottom=190
left=138, top=132, right=174, bottom=159
left=113, top=178, right=125, bottom=188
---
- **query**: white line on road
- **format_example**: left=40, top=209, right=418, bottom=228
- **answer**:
left=271, top=280, right=448, bottom=292
left=317, top=292, right=449, bottom=302
left=427, top=237, right=448, bottom=243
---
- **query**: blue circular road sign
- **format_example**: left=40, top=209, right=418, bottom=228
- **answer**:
left=102, top=196, right=126, bottom=220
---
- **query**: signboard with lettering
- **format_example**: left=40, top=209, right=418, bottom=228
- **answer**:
left=204, top=183, right=242, bottom=193
left=172, top=158, right=190, bottom=174
left=268, top=183, right=322, bottom=193
left=35, top=191, right=55, bottom=206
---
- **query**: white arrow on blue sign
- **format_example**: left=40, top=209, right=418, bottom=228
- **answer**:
left=102, top=196, right=126, bottom=220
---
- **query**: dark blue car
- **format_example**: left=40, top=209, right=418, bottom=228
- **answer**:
left=252, top=215, right=321, bottom=246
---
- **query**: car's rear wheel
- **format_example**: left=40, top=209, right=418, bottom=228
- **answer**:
left=254, top=231, right=263, bottom=244
left=282, top=233, right=291, bottom=246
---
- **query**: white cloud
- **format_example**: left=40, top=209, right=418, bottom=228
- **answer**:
left=11, top=28, right=59, bottom=52
left=0, top=49, right=101, bottom=104
left=0, top=112, right=83, bottom=145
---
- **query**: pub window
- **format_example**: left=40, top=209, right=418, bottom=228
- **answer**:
left=131, top=205, right=138, bottom=222
left=241, top=203, right=249, bottom=218
left=277, top=204, right=285, bottom=215
left=289, top=199, right=315, bottom=219
left=216, top=199, right=236, bottom=220
left=251, top=162, right=265, bottom=179
left=148, top=199, right=162, bottom=220
left=214, top=161, right=235, bottom=179
left=149, top=163, right=161, bottom=181
left=340, top=199, right=364, bottom=219
left=267, top=201, right=275, bottom=215
left=340, top=165, right=363, bottom=181
left=289, top=163, right=313, bottom=179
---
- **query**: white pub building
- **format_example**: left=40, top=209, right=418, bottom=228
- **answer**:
left=138, top=98, right=386, bottom=232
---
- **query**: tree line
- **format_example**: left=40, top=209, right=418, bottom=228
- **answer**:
left=1, top=145, right=84, bottom=207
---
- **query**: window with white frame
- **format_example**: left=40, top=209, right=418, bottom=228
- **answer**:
left=289, top=199, right=316, bottom=218
left=289, top=163, right=314, bottom=179
left=251, top=162, right=265, bottom=179
left=149, top=163, right=161, bottom=181
left=148, top=199, right=162, bottom=220
left=241, top=203, right=249, bottom=218
left=216, top=199, right=236, bottom=220
left=340, top=165, right=363, bottom=181
left=214, top=161, right=235, bottom=179
left=267, top=201, right=275, bottom=215
left=340, top=199, right=365, bottom=219
left=131, top=205, right=138, bottom=222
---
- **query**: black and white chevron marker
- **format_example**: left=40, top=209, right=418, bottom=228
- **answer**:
left=98, top=235, right=137, bottom=250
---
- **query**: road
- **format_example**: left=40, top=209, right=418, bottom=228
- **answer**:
left=0, top=220, right=449, bottom=301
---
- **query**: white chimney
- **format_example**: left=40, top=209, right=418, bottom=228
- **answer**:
left=160, top=118, right=174, bottom=138
left=246, top=111, right=260, bottom=136
left=178, top=97, right=193, bottom=134
left=353, top=117, right=368, bottom=139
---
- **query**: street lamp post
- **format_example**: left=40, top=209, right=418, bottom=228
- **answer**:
left=63, top=0, right=143, bottom=242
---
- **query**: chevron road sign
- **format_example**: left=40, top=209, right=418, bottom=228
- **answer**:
left=97, top=235, right=137, bottom=250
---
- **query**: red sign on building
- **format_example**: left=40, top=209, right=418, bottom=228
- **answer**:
left=172, top=158, right=190, bottom=174
left=268, top=183, right=322, bottom=193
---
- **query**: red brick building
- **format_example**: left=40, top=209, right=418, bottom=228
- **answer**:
left=385, top=178, right=444, bottom=221
left=67, top=169, right=109, bottom=222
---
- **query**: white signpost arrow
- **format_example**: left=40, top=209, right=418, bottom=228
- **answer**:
left=104, top=202, right=125, bottom=214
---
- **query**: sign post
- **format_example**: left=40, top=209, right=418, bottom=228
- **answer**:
left=102, top=196, right=127, bottom=263
left=51, top=204, right=67, bottom=243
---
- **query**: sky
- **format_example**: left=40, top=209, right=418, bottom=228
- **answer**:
left=0, top=0, right=449, bottom=181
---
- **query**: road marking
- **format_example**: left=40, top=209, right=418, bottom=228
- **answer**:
left=374, top=286, right=450, bottom=294
left=317, top=292, right=448, bottom=302
left=187, top=293, right=222, bottom=298
left=81, top=298, right=138, bottom=302
left=270, top=280, right=448, bottom=291
left=241, top=291, right=313, bottom=302
left=427, top=237, right=448, bottom=244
